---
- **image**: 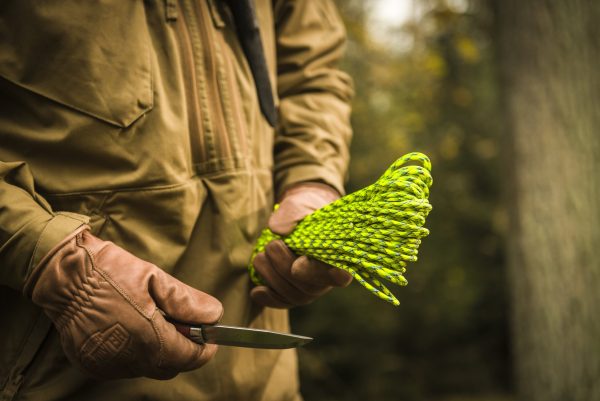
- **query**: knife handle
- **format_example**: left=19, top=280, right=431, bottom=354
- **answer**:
left=167, top=319, right=206, bottom=344
left=170, top=320, right=191, bottom=337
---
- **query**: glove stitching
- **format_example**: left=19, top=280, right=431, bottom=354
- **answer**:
left=94, top=266, right=154, bottom=320
left=53, top=247, right=102, bottom=332
left=150, top=309, right=167, bottom=370
left=76, top=236, right=154, bottom=321
left=75, top=236, right=163, bottom=374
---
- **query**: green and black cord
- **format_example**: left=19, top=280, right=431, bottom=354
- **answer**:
left=249, top=152, right=433, bottom=306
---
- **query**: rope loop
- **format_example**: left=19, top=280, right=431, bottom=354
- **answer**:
left=249, top=152, right=433, bottom=306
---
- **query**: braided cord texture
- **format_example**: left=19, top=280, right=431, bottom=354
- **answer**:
left=249, top=152, right=433, bottom=306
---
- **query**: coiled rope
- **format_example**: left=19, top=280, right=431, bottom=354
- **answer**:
left=249, top=152, right=433, bottom=306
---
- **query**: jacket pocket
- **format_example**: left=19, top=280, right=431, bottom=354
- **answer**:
left=0, top=0, right=153, bottom=128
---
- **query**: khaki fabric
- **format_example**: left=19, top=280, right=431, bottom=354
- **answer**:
left=0, top=1, right=352, bottom=400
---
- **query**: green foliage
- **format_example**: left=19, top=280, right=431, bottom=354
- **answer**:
left=290, top=1, right=511, bottom=400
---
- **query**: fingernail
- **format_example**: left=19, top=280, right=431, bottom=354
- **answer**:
left=330, top=269, right=352, bottom=287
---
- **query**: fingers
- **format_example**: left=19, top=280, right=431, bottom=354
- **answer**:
left=146, top=271, right=222, bottom=378
left=150, top=311, right=218, bottom=379
left=253, top=251, right=316, bottom=306
left=251, top=240, right=353, bottom=308
left=150, top=269, right=223, bottom=325
left=250, top=286, right=294, bottom=309
left=267, top=240, right=351, bottom=290
left=265, top=239, right=296, bottom=267
left=291, top=256, right=353, bottom=288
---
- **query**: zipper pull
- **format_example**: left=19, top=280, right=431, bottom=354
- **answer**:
left=165, top=0, right=178, bottom=21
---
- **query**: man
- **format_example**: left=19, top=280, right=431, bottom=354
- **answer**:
left=0, top=0, right=352, bottom=400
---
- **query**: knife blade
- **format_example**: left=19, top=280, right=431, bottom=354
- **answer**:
left=170, top=321, right=312, bottom=349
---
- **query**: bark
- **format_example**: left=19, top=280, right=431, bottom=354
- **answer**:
left=494, top=1, right=600, bottom=400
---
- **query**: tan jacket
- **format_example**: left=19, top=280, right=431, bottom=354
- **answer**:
left=0, top=1, right=352, bottom=400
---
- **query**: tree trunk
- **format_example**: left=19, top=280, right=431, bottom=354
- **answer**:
left=495, top=1, right=600, bottom=400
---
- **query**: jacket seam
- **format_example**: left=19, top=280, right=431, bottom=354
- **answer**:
left=4, top=310, right=42, bottom=383
left=43, top=180, right=195, bottom=198
left=0, top=74, right=152, bottom=129
left=195, top=165, right=272, bottom=179
left=42, top=166, right=273, bottom=197
left=2, top=310, right=52, bottom=401
left=26, top=219, right=54, bottom=276
left=26, top=214, right=89, bottom=280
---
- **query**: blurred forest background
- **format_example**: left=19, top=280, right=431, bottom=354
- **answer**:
left=290, top=0, right=599, bottom=401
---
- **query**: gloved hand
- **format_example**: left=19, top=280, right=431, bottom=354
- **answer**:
left=23, top=227, right=223, bottom=380
left=250, top=182, right=353, bottom=308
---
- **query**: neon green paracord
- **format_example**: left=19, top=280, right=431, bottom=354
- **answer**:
left=248, top=152, right=433, bottom=306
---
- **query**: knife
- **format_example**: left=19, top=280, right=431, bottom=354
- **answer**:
left=170, top=321, right=312, bottom=349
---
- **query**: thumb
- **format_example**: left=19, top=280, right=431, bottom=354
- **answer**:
left=269, top=183, right=340, bottom=236
left=268, top=202, right=305, bottom=236
left=149, top=269, right=223, bottom=325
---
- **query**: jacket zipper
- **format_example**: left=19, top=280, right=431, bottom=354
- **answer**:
left=222, top=43, right=249, bottom=158
left=175, top=1, right=205, bottom=169
left=195, top=0, right=232, bottom=162
left=176, top=0, right=234, bottom=173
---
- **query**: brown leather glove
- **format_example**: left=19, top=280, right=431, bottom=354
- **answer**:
left=250, top=183, right=353, bottom=308
left=24, top=227, right=223, bottom=380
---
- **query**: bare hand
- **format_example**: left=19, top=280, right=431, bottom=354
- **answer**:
left=250, top=183, right=352, bottom=308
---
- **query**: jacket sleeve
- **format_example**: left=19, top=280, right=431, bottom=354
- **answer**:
left=273, top=0, right=354, bottom=199
left=0, top=161, right=89, bottom=291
